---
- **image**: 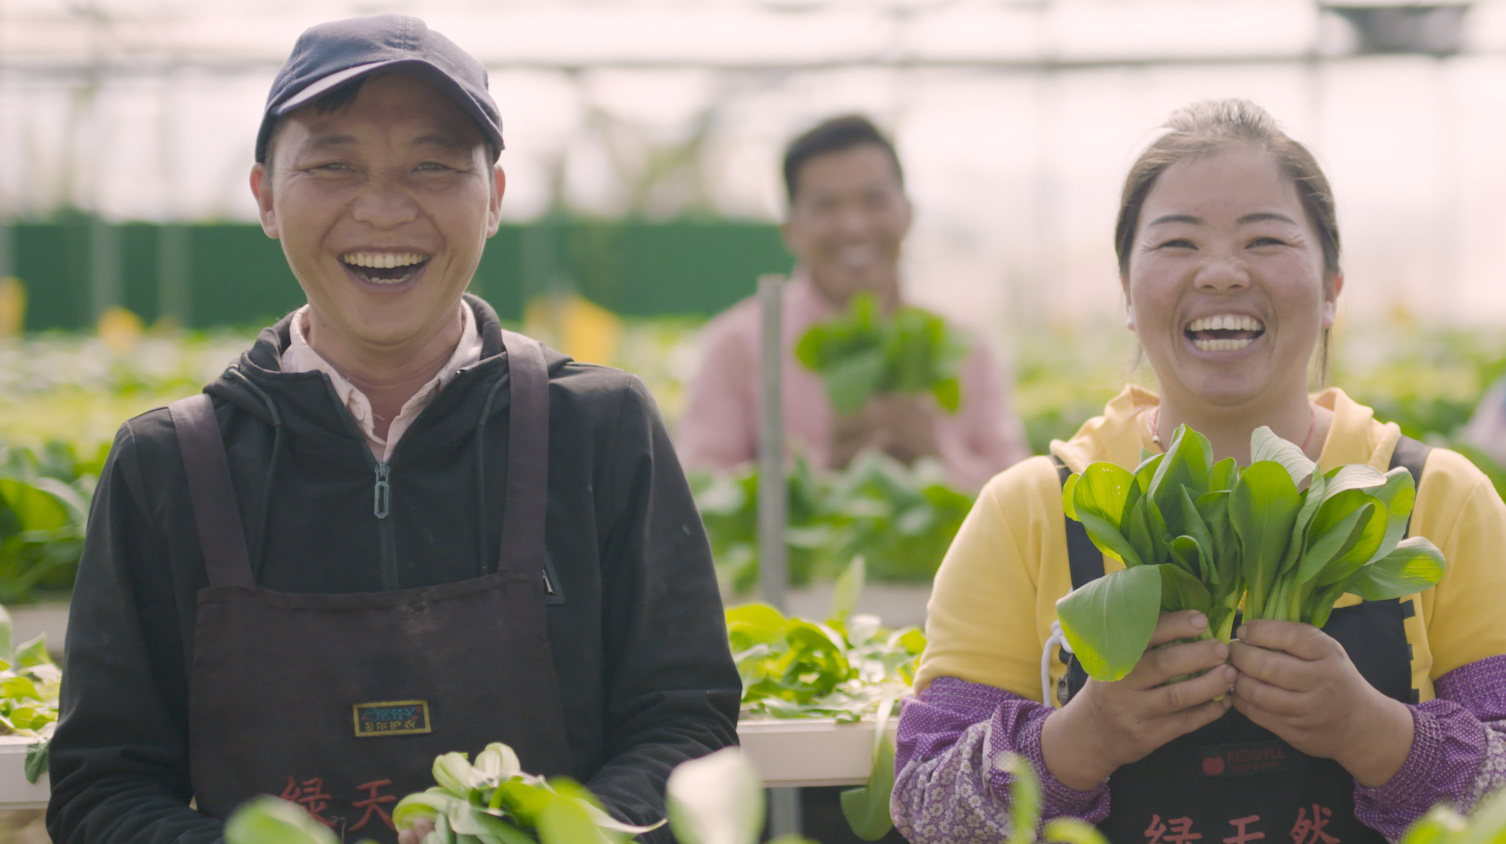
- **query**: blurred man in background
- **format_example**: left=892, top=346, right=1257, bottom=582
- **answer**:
left=678, top=115, right=1029, bottom=490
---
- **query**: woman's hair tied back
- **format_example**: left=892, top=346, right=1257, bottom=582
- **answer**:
left=1113, top=98, right=1341, bottom=281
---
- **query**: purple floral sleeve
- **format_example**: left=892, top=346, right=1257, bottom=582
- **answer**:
left=1354, top=654, right=1506, bottom=841
left=891, top=677, right=1109, bottom=843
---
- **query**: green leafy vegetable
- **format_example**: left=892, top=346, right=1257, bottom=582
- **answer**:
left=1231, top=461, right=1301, bottom=623
left=1057, top=424, right=1447, bottom=682
left=839, top=695, right=897, bottom=841
left=391, top=742, right=664, bottom=844
left=665, top=747, right=766, bottom=844
left=994, top=752, right=1111, bottom=844
left=794, top=292, right=972, bottom=415
left=731, top=558, right=922, bottom=840
left=666, top=747, right=817, bottom=844
left=728, top=568, right=925, bottom=722
left=0, top=606, right=60, bottom=782
left=225, top=795, right=354, bottom=844
left=0, top=441, right=100, bottom=604
left=1055, top=565, right=1163, bottom=681
left=1399, top=784, right=1506, bottom=844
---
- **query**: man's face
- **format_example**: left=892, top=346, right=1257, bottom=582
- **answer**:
left=251, top=73, right=503, bottom=358
left=782, top=143, right=912, bottom=306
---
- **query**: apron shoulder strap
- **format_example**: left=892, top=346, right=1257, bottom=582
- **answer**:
left=1388, top=433, right=1432, bottom=486
left=1052, top=456, right=1105, bottom=590
left=168, top=393, right=255, bottom=588
left=1389, top=434, right=1432, bottom=538
left=497, top=330, right=550, bottom=575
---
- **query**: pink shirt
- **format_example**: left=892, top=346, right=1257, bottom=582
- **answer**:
left=676, top=271, right=1029, bottom=490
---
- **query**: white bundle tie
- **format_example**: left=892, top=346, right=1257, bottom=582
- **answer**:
left=1041, top=618, right=1074, bottom=706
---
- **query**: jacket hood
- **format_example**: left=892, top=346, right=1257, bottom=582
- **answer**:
left=1049, top=384, right=1401, bottom=475
left=1049, top=384, right=1160, bottom=474
left=205, top=293, right=574, bottom=428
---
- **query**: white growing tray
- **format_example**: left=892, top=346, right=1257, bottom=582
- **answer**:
left=737, top=716, right=895, bottom=788
left=0, top=736, right=49, bottom=811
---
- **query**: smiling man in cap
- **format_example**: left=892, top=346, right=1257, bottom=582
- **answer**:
left=46, top=15, right=739, bottom=844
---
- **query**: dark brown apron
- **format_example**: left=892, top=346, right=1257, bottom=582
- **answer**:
left=1052, top=437, right=1431, bottom=844
left=170, top=330, right=570, bottom=844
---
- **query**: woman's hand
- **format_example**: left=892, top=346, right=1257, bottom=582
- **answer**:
left=398, top=819, right=434, bottom=844
left=1041, top=610, right=1236, bottom=791
left=1229, top=620, right=1414, bottom=787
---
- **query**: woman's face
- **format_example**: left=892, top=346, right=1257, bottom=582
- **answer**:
left=1123, top=145, right=1340, bottom=413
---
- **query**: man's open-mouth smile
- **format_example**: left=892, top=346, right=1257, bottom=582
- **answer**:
left=341, top=251, right=431, bottom=285
left=1185, top=313, right=1266, bottom=352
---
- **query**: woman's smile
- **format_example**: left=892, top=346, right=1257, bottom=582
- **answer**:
left=1184, top=313, right=1266, bottom=353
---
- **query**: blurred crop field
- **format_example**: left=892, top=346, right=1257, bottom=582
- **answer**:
left=9, top=311, right=1504, bottom=457
left=4, top=309, right=1506, bottom=605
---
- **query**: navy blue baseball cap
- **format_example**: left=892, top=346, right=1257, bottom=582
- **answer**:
left=256, top=14, right=504, bottom=163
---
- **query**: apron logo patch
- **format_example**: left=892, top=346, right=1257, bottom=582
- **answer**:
left=353, top=700, right=432, bottom=738
left=1198, top=740, right=1291, bottom=778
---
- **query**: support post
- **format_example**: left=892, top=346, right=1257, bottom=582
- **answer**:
left=756, top=273, right=801, bottom=837
left=757, top=273, right=788, bottom=613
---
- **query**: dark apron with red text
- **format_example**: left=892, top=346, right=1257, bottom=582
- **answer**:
left=171, top=331, right=569, bottom=844
left=1053, top=437, right=1430, bottom=844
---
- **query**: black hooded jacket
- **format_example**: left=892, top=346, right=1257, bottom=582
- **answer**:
left=47, top=294, right=742, bottom=844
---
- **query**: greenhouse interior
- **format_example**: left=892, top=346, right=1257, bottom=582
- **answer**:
left=4, top=0, right=1506, bottom=842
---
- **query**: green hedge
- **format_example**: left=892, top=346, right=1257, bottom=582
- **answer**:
left=5, top=217, right=791, bottom=330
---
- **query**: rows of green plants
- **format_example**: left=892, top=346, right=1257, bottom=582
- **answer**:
left=690, top=451, right=974, bottom=592
left=4, top=316, right=1506, bottom=603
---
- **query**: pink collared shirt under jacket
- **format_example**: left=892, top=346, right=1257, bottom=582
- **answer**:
left=282, top=303, right=484, bottom=462
left=676, top=271, right=1029, bottom=490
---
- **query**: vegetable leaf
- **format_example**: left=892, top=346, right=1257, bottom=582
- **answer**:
left=839, top=695, right=898, bottom=840
left=1231, top=461, right=1301, bottom=620
left=1158, top=562, right=1213, bottom=616
left=666, top=748, right=765, bottom=844
left=1070, top=463, right=1143, bottom=567
left=1055, top=565, right=1163, bottom=681
left=1251, top=425, right=1317, bottom=486
left=1343, top=537, right=1446, bottom=601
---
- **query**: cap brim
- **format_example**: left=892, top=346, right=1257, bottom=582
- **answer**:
left=272, top=60, right=394, bottom=117
left=257, top=58, right=503, bottom=162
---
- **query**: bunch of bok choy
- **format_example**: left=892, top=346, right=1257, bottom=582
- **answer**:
left=1056, top=424, right=1446, bottom=682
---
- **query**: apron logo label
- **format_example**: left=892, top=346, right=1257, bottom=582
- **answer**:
left=1197, top=740, right=1291, bottom=778
left=352, top=700, right=432, bottom=738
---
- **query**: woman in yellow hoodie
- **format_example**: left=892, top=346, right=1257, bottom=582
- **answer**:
left=892, top=99, right=1506, bottom=844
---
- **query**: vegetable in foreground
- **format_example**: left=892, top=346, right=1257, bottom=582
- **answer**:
left=392, top=743, right=663, bottom=844
left=211, top=744, right=1506, bottom=844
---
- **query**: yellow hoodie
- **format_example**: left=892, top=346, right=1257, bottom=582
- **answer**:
left=915, top=386, right=1506, bottom=705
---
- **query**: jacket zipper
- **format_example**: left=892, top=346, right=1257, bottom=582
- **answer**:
left=315, top=372, right=404, bottom=590
left=373, top=462, right=398, bottom=590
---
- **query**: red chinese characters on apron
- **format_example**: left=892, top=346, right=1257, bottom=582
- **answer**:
left=170, top=331, right=568, bottom=844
